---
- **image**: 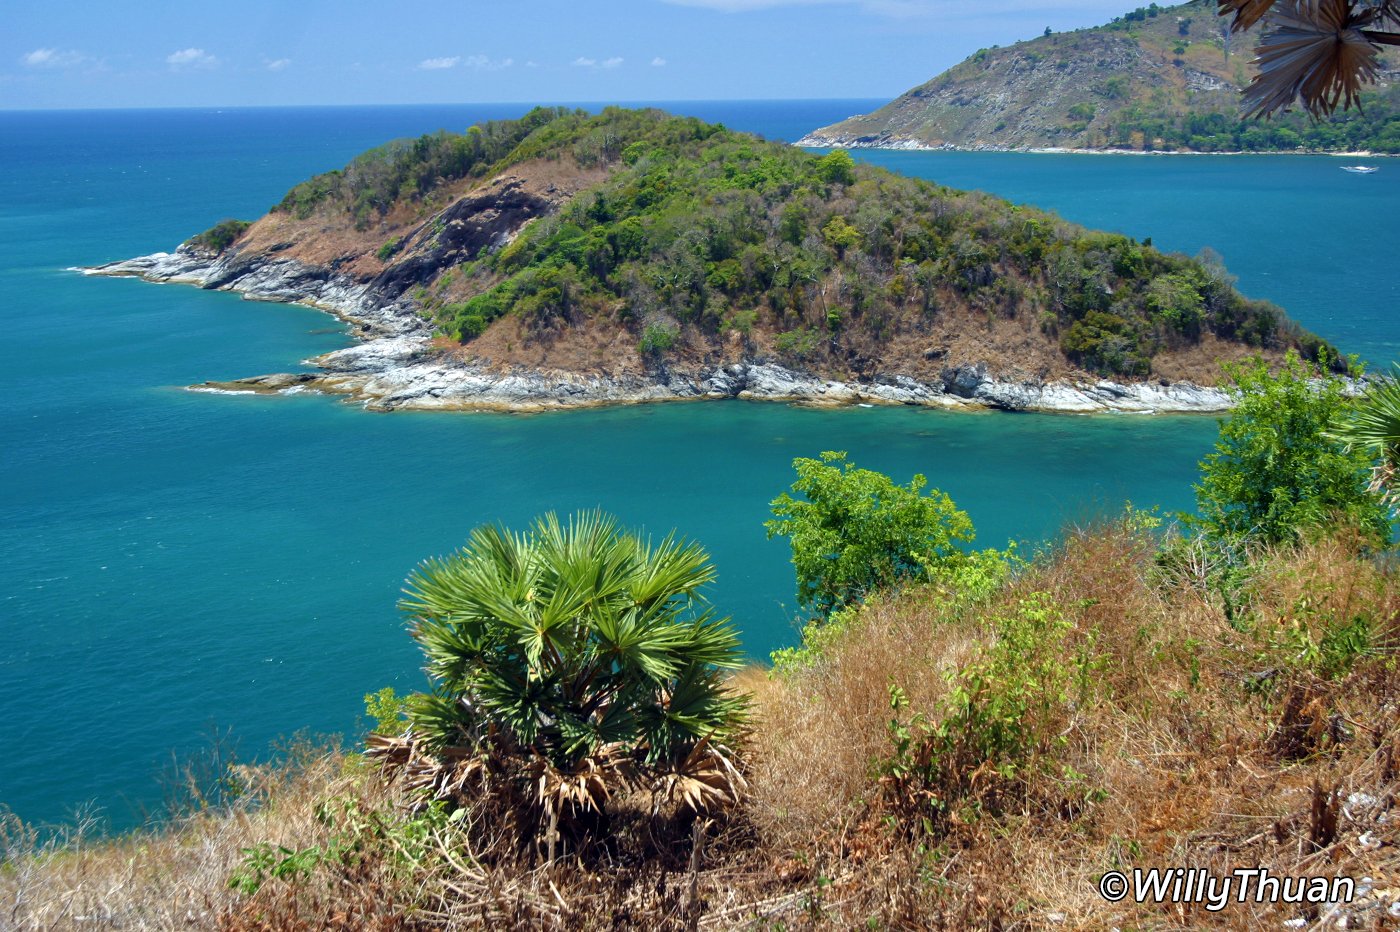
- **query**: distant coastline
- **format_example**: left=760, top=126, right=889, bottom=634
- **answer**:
left=795, top=135, right=1395, bottom=158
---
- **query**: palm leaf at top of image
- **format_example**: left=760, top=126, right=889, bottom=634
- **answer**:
left=1246, top=0, right=1383, bottom=116
left=1220, top=0, right=1400, bottom=115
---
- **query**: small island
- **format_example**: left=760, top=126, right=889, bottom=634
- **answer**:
left=90, top=106, right=1335, bottom=413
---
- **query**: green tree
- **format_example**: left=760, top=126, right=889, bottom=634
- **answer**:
left=1145, top=271, right=1205, bottom=337
left=814, top=149, right=857, bottom=186
left=822, top=215, right=863, bottom=255
left=386, top=512, right=750, bottom=840
left=766, top=451, right=976, bottom=617
left=1191, top=352, right=1388, bottom=546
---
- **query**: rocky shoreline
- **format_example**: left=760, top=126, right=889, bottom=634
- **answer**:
left=83, top=248, right=1232, bottom=415
left=795, top=132, right=1390, bottom=158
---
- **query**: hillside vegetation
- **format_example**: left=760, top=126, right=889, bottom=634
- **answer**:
left=204, top=107, right=1329, bottom=383
left=802, top=0, right=1400, bottom=152
left=5, top=356, right=1400, bottom=929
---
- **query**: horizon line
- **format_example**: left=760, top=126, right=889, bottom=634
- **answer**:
left=0, top=96, right=892, bottom=115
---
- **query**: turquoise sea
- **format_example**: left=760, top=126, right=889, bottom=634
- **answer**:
left=2, top=101, right=1397, bottom=830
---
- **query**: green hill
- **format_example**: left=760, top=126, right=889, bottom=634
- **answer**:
left=800, top=0, right=1400, bottom=153
left=193, top=106, right=1327, bottom=388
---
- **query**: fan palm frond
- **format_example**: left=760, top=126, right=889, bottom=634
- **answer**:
left=1220, top=0, right=1282, bottom=32
left=1331, top=369, right=1400, bottom=463
left=1244, top=0, right=1382, bottom=116
left=1330, top=369, right=1400, bottom=502
left=385, top=510, right=751, bottom=849
left=651, top=739, right=749, bottom=815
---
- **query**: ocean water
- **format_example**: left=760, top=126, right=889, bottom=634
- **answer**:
left=1, top=101, right=1396, bottom=831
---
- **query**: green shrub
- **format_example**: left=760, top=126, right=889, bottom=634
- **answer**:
left=881, top=593, right=1098, bottom=833
left=639, top=321, right=679, bottom=356
left=189, top=219, right=250, bottom=254
left=770, top=546, right=1015, bottom=674
left=1190, top=351, right=1388, bottom=546
left=376, top=237, right=401, bottom=262
left=766, top=451, right=977, bottom=617
left=822, top=215, right=862, bottom=254
left=773, top=327, right=822, bottom=362
left=363, top=686, right=409, bottom=736
left=1059, top=310, right=1149, bottom=376
left=814, top=149, right=857, bottom=186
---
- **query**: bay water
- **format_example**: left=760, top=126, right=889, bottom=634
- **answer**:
left=2, top=101, right=1395, bottom=830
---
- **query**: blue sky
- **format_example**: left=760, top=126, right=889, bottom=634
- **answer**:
left=4, top=0, right=1141, bottom=109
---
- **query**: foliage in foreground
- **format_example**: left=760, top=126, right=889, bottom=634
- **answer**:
left=374, top=511, right=749, bottom=852
left=10, top=357, right=1400, bottom=928
left=765, top=451, right=987, bottom=618
left=11, top=519, right=1400, bottom=929
left=1191, top=351, right=1388, bottom=547
left=1332, top=365, right=1400, bottom=505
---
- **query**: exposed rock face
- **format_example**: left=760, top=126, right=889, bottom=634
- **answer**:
left=86, top=249, right=1231, bottom=414
left=367, top=180, right=553, bottom=296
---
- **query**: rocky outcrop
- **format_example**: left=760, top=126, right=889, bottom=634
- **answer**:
left=87, top=247, right=1230, bottom=414
left=86, top=248, right=425, bottom=339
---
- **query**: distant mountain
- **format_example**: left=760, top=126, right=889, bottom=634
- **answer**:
left=800, top=0, right=1400, bottom=153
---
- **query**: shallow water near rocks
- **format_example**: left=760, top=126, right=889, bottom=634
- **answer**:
left=1, top=101, right=1395, bottom=830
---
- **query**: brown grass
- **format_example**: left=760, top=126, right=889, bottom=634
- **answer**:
left=7, top=524, right=1400, bottom=929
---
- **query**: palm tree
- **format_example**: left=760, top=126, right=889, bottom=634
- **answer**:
left=1217, top=0, right=1400, bottom=116
left=369, top=512, right=749, bottom=851
left=1331, top=369, right=1400, bottom=503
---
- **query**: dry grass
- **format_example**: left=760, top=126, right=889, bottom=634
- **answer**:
left=7, top=524, right=1400, bottom=929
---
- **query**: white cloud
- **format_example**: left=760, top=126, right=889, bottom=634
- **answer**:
left=166, top=48, right=218, bottom=68
left=22, top=48, right=88, bottom=68
left=574, top=56, right=623, bottom=69
left=463, top=55, right=514, bottom=71
left=651, top=56, right=668, bottom=67
left=265, top=58, right=292, bottom=72
left=418, top=56, right=460, bottom=70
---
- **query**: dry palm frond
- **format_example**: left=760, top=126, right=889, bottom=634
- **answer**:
left=524, top=749, right=632, bottom=823
left=365, top=731, right=490, bottom=801
left=651, top=738, right=749, bottom=815
left=1219, top=0, right=1298, bottom=32
left=1244, top=0, right=1383, bottom=116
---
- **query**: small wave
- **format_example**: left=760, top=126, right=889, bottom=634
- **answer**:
left=186, top=386, right=258, bottom=396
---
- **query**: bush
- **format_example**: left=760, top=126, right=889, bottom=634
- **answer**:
left=375, top=237, right=401, bottom=262
left=189, top=219, right=251, bottom=254
left=1059, top=310, right=1150, bottom=376
left=766, top=451, right=977, bottom=617
left=1191, top=351, right=1389, bottom=546
left=881, top=593, right=1097, bottom=833
left=639, top=321, right=679, bottom=356
left=772, top=327, right=822, bottom=362
left=378, top=512, right=750, bottom=846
